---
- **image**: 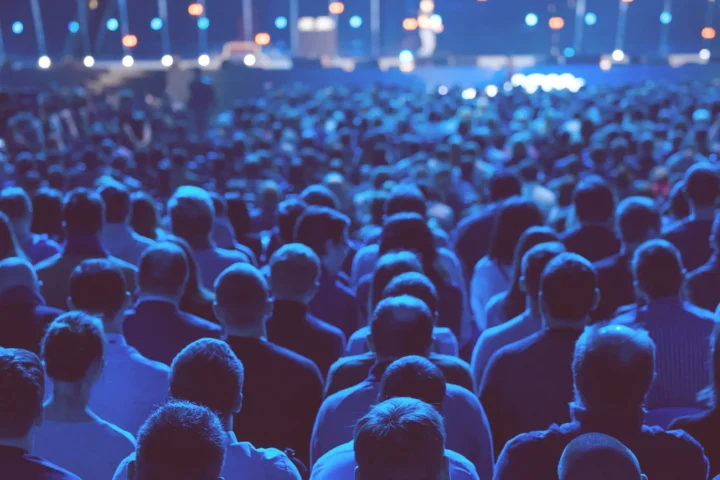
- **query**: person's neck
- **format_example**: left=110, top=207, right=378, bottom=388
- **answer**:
left=139, top=291, right=181, bottom=306
left=544, top=315, right=589, bottom=331
left=273, top=297, right=310, bottom=307
left=0, top=435, right=33, bottom=452
left=101, top=313, right=124, bottom=335
left=226, top=323, right=266, bottom=339
left=45, top=383, right=93, bottom=422
left=579, top=219, right=612, bottom=229
left=690, top=205, right=716, bottom=221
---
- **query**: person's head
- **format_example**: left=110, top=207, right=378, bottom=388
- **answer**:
left=0, top=257, right=39, bottom=297
left=164, top=235, right=213, bottom=304
left=0, top=212, right=24, bottom=261
left=0, top=187, right=33, bottom=237
left=378, top=356, right=446, bottom=411
left=213, top=263, right=271, bottom=336
left=684, top=162, right=720, bottom=209
left=130, top=192, right=159, bottom=240
left=170, top=339, right=243, bottom=426
left=42, top=312, right=105, bottom=392
left=616, top=197, right=661, bottom=248
left=294, top=206, right=350, bottom=274
left=354, top=398, right=450, bottom=480
left=384, top=184, right=427, bottom=217
left=300, top=184, right=340, bottom=210
left=276, top=198, right=307, bottom=244
left=224, top=192, right=252, bottom=237
left=632, top=239, right=684, bottom=301
left=168, top=186, right=215, bottom=242
left=382, top=272, right=439, bottom=319
left=540, top=253, right=598, bottom=328
left=668, top=180, right=690, bottom=221
left=369, top=295, right=434, bottom=360
left=488, top=199, right=544, bottom=265
left=269, top=243, right=321, bottom=304
left=521, top=242, right=566, bottom=304
left=573, top=324, right=655, bottom=414
left=370, top=251, right=424, bottom=316
left=558, top=433, right=646, bottom=480
left=69, top=259, right=129, bottom=324
left=63, top=188, right=105, bottom=236
left=573, top=176, right=616, bottom=226
left=138, top=243, right=189, bottom=300
left=99, top=184, right=131, bottom=225
left=379, top=212, right=439, bottom=274
left=0, top=348, right=44, bottom=445
left=130, top=400, right=226, bottom=480
left=487, top=170, right=522, bottom=203
left=31, top=188, right=64, bottom=240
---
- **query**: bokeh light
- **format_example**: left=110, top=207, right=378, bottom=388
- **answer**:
left=399, top=49, right=414, bottom=64
left=275, top=16, right=288, bottom=29
left=329, top=2, right=345, bottom=15
left=702, top=27, right=716, bottom=40
left=150, top=18, right=163, bottom=31
left=564, top=47, right=575, bottom=58
left=38, top=56, right=51, bottom=69
left=197, top=17, right=210, bottom=30
left=188, top=3, right=204, bottom=16
left=419, top=0, right=434, bottom=13
left=106, top=18, right=119, bottom=31
left=255, top=32, right=271, bottom=46
left=584, top=12, right=597, bottom=26
left=659, top=12, right=672, bottom=25
left=612, top=49, right=625, bottom=62
left=12, top=22, right=24, bottom=34
left=122, top=34, right=138, bottom=48
left=122, top=55, right=134, bottom=68
left=244, top=54, right=257, bottom=66
left=83, top=56, right=95, bottom=68
left=549, top=17, right=565, bottom=30
left=525, top=13, right=538, bottom=27
left=485, top=85, right=498, bottom=98
left=700, top=49, right=712, bottom=61
left=403, top=18, right=418, bottom=31
left=462, top=88, right=477, bottom=100
left=349, top=15, right=363, bottom=28
left=68, top=21, right=80, bottom=34
left=198, top=54, right=210, bottom=67
left=161, top=55, right=174, bottom=67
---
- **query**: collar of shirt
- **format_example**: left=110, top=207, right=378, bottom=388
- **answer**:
left=227, top=431, right=239, bottom=446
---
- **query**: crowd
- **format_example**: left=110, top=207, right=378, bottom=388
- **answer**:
left=1, top=74, right=720, bottom=479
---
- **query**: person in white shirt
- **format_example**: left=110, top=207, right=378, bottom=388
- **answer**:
left=99, top=184, right=156, bottom=266
left=34, top=312, right=136, bottom=480
left=311, top=356, right=480, bottom=480
left=67, top=259, right=170, bottom=435
left=113, top=338, right=301, bottom=480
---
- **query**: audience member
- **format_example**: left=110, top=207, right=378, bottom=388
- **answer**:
left=165, top=235, right=218, bottom=324
left=558, top=433, right=646, bottom=480
left=99, top=184, right=155, bottom=266
left=0, top=211, right=26, bottom=260
left=0, top=187, right=60, bottom=264
left=686, top=215, right=720, bottom=312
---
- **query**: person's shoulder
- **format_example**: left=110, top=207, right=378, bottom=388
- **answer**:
left=504, top=423, right=575, bottom=455
left=268, top=341, right=324, bottom=380
left=214, top=246, right=250, bottom=263
left=594, top=252, right=624, bottom=272
left=307, top=314, right=346, bottom=340
left=16, top=451, right=83, bottom=480
left=669, top=409, right=714, bottom=432
left=682, top=301, right=716, bottom=323
left=429, top=352, right=471, bottom=370
left=95, top=417, right=137, bottom=447
left=126, top=346, right=172, bottom=375
left=445, top=449, right=479, bottom=479
left=473, top=255, right=493, bottom=272
left=642, top=424, right=708, bottom=461
left=34, top=253, right=63, bottom=272
left=329, top=352, right=374, bottom=373
left=109, top=256, right=139, bottom=274
left=180, top=310, right=223, bottom=334
left=111, top=452, right=135, bottom=480
left=132, top=232, right=156, bottom=248
left=229, top=442, right=301, bottom=479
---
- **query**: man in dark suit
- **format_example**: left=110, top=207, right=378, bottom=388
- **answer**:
left=324, top=295, right=474, bottom=397
left=294, top=206, right=358, bottom=338
left=663, top=163, right=719, bottom=271
left=266, top=243, right=346, bottom=377
left=214, top=263, right=323, bottom=465
left=561, top=175, right=621, bottom=262
left=593, top=197, right=661, bottom=321
left=686, top=215, right=720, bottom=312
left=124, top=242, right=222, bottom=365
left=480, top=253, right=598, bottom=457
left=0, top=258, right=63, bottom=354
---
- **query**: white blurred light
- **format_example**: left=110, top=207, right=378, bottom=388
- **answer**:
left=524, top=84, right=539, bottom=94
left=612, top=49, right=625, bottom=62
left=38, top=56, right=51, bottom=69
left=438, top=85, right=449, bottom=95
left=461, top=88, right=477, bottom=100
left=243, top=53, right=257, bottom=66
left=399, top=49, right=414, bottom=64
left=511, top=73, right=526, bottom=87
left=198, top=54, right=210, bottom=66
left=122, top=55, right=134, bottom=67
left=161, top=55, right=174, bottom=67
left=700, top=49, right=711, bottom=61
left=315, top=16, right=335, bottom=31
left=600, top=58, right=612, bottom=71
left=83, top=55, right=95, bottom=68
left=485, top=85, right=498, bottom=98
left=298, top=17, right=315, bottom=32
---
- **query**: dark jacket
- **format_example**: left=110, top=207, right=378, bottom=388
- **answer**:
left=308, top=270, right=358, bottom=339
left=0, top=286, right=63, bottom=354
left=686, top=256, right=720, bottom=312
left=664, top=217, right=714, bottom=272
left=0, top=446, right=81, bottom=480
left=561, top=224, right=621, bottom=263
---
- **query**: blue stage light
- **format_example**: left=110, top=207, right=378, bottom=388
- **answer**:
left=525, top=13, right=538, bottom=27
left=150, top=18, right=163, bottom=31
left=660, top=12, right=672, bottom=25
left=584, top=12, right=597, bottom=26
left=12, top=22, right=24, bottom=34
left=275, top=16, right=288, bottom=29
left=68, top=21, right=80, bottom=34
left=197, top=17, right=210, bottom=30
left=349, top=15, right=362, bottom=28
left=106, top=18, right=119, bottom=31
left=564, top=47, right=575, bottom=58
left=399, top=49, right=414, bottom=64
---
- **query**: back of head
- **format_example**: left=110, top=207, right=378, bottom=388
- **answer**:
left=69, top=259, right=127, bottom=318
left=540, top=253, right=598, bottom=323
left=31, top=188, right=64, bottom=239
left=378, top=356, right=446, bottom=409
left=269, top=243, right=321, bottom=302
left=224, top=192, right=251, bottom=236
left=384, top=184, right=427, bottom=217
left=0, top=186, right=32, bottom=222
left=370, top=252, right=424, bottom=313
left=99, top=184, right=131, bottom=224
left=370, top=295, right=434, bottom=358
left=135, top=400, right=226, bottom=480
left=276, top=198, right=307, bottom=244
left=168, top=186, right=215, bottom=240
left=63, top=188, right=105, bottom=236
left=382, top=272, right=439, bottom=315
left=42, top=312, right=105, bottom=383
left=170, top=339, right=244, bottom=419
left=214, top=263, right=270, bottom=328
left=573, top=324, right=655, bottom=411
left=209, top=192, right=228, bottom=219
left=558, top=433, right=643, bottom=480
left=616, top=197, right=661, bottom=245
left=573, top=175, right=616, bottom=224
left=489, top=199, right=544, bottom=265
left=0, top=348, right=44, bottom=439
left=379, top=213, right=436, bottom=264
left=0, top=257, right=37, bottom=295
left=300, top=184, right=340, bottom=210
left=488, top=170, right=522, bottom=202
left=138, top=242, right=189, bottom=297
left=354, top=397, right=447, bottom=480
left=632, top=239, right=683, bottom=300
left=130, top=192, right=159, bottom=239
left=684, top=162, right=720, bottom=207
left=293, top=205, right=350, bottom=257
left=522, top=242, right=566, bottom=299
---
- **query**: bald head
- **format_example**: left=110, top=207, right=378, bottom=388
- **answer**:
left=0, top=258, right=38, bottom=296
left=559, top=433, right=644, bottom=480
left=214, top=264, right=270, bottom=331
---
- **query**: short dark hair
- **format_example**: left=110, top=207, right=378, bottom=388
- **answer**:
left=489, top=199, right=544, bottom=264
left=0, top=187, right=32, bottom=220
left=382, top=272, right=439, bottom=314
left=685, top=163, right=720, bottom=207
left=130, top=192, right=159, bottom=240
left=573, top=176, right=616, bottom=223
left=63, top=188, right=105, bottom=235
left=214, top=263, right=269, bottom=321
left=370, top=252, right=423, bottom=314
left=42, top=312, right=105, bottom=383
left=385, top=184, right=427, bottom=217
left=558, top=433, right=643, bottom=480
left=616, top=197, right=661, bottom=245
left=0, top=348, right=44, bottom=438
left=31, top=188, right=64, bottom=239
left=170, top=339, right=244, bottom=418
left=138, top=243, right=189, bottom=296
left=135, top=400, right=226, bottom=480
left=276, top=198, right=307, bottom=244
left=573, top=324, right=655, bottom=410
left=378, top=356, right=446, bottom=409
left=168, top=186, right=215, bottom=239
left=69, top=259, right=127, bottom=317
left=488, top=170, right=522, bottom=202
left=98, top=184, right=131, bottom=224
left=632, top=239, right=684, bottom=299
left=269, top=243, right=321, bottom=300
left=540, top=253, right=598, bottom=321
left=522, top=242, right=566, bottom=298
left=300, top=185, right=340, bottom=209
left=354, top=398, right=446, bottom=480
left=370, top=296, right=434, bottom=358
left=294, top=206, right=349, bottom=257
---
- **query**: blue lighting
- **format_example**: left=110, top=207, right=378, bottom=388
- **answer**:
left=150, top=17, right=163, bottom=31
left=106, top=18, right=119, bottom=31
left=68, top=21, right=79, bottom=34
left=564, top=47, right=575, bottom=58
left=11, top=22, right=23, bottom=34
left=525, top=13, right=538, bottom=27
left=660, top=11, right=672, bottom=25
left=275, top=16, right=288, bottom=29
left=430, top=14, right=442, bottom=24
left=349, top=15, right=363, bottom=28
left=584, top=12, right=597, bottom=26
left=197, top=17, right=210, bottom=30
left=399, top=49, right=414, bottom=64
